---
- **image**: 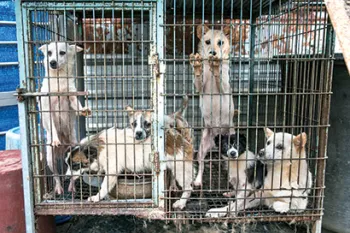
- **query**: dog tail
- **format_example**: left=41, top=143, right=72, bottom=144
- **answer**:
left=174, top=95, right=189, bottom=118
left=79, top=133, right=105, bottom=153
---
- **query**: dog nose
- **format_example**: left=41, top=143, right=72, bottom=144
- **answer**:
left=229, top=151, right=237, bottom=158
left=258, top=150, right=265, bottom=157
left=136, top=131, right=143, bottom=138
left=50, top=60, right=57, bottom=69
left=209, top=51, right=217, bottom=56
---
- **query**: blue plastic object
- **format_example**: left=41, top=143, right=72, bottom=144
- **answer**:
left=55, top=215, right=72, bottom=225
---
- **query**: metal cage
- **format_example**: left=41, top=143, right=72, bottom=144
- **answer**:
left=15, top=0, right=334, bottom=232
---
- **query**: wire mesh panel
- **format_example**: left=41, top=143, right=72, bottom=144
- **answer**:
left=16, top=1, right=165, bottom=216
left=161, top=0, right=334, bottom=228
left=16, top=0, right=334, bottom=231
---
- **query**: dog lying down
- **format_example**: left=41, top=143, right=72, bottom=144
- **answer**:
left=65, top=96, right=193, bottom=210
left=206, top=129, right=312, bottom=218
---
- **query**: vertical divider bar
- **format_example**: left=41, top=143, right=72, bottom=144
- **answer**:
left=15, top=1, right=36, bottom=233
left=152, top=0, right=166, bottom=208
left=312, top=15, right=335, bottom=233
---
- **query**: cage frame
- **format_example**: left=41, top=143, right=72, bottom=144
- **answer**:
left=14, top=0, right=334, bottom=233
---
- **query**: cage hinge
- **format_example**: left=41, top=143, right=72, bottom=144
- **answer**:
left=15, top=87, right=27, bottom=102
left=149, top=53, right=160, bottom=78
left=153, top=151, right=160, bottom=175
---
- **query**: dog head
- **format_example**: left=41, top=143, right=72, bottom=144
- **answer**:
left=164, top=96, right=193, bottom=157
left=258, top=128, right=307, bottom=162
left=214, top=133, right=247, bottom=158
left=125, top=106, right=152, bottom=141
left=196, top=25, right=231, bottom=59
left=65, top=136, right=104, bottom=178
left=39, top=42, right=83, bottom=71
left=164, top=96, right=191, bottom=143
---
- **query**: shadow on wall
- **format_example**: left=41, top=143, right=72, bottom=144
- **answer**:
left=323, top=57, right=350, bottom=233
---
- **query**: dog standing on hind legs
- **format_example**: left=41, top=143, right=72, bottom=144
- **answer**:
left=39, top=42, right=91, bottom=195
left=190, top=24, right=235, bottom=186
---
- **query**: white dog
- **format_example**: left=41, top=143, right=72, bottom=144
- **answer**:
left=206, top=128, right=312, bottom=218
left=190, top=25, right=235, bottom=186
left=65, top=97, right=193, bottom=210
left=39, top=42, right=91, bottom=194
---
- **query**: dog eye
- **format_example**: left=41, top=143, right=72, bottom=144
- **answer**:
left=59, top=51, right=66, bottom=56
left=217, top=40, right=224, bottom=46
left=144, top=121, right=151, bottom=127
left=267, top=141, right=271, bottom=145
left=48, top=51, right=52, bottom=57
left=205, top=40, right=210, bottom=45
left=276, top=144, right=284, bottom=150
left=131, top=122, right=136, bottom=127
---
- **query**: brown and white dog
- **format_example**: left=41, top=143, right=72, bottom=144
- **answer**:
left=206, top=128, right=312, bottom=218
left=190, top=25, right=235, bottom=186
left=65, top=97, right=193, bottom=210
left=39, top=42, right=91, bottom=194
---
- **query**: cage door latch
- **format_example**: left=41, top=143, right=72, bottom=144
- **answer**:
left=15, top=86, right=27, bottom=102
left=149, top=53, right=160, bottom=78
left=153, top=151, right=160, bottom=175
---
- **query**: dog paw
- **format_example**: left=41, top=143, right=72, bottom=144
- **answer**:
left=190, top=53, right=203, bottom=76
left=172, top=200, right=186, bottom=210
left=223, top=192, right=234, bottom=198
left=68, top=181, right=76, bottom=193
left=189, top=53, right=202, bottom=66
left=192, top=179, right=202, bottom=187
left=291, top=181, right=299, bottom=189
left=208, top=54, right=220, bottom=68
left=55, top=184, right=64, bottom=195
left=205, top=208, right=227, bottom=218
left=79, top=107, right=91, bottom=117
left=273, top=201, right=290, bottom=213
left=51, top=139, right=61, bottom=147
left=87, top=195, right=101, bottom=202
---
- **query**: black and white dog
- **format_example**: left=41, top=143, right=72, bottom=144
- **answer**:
left=206, top=133, right=267, bottom=217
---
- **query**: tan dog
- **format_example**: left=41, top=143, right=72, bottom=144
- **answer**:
left=39, top=42, right=91, bottom=194
left=206, top=128, right=312, bottom=218
left=65, top=97, right=193, bottom=210
left=190, top=25, right=235, bottom=186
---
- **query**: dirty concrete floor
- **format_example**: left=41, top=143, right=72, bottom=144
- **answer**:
left=56, top=215, right=310, bottom=233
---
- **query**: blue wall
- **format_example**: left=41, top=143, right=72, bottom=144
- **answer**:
left=0, top=0, right=19, bottom=150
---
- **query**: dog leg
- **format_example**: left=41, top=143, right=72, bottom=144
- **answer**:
left=193, top=129, right=213, bottom=187
left=69, top=96, right=91, bottom=117
left=206, top=190, right=261, bottom=218
left=272, top=201, right=290, bottom=213
left=46, top=145, right=63, bottom=195
left=189, top=53, right=203, bottom=93
left=68, top=177, right=77, bottom=193
left=172, top=160, right=193, bottom=210
left=49, top=119, right=61, bottom=147
left=208, top=54, right=223, bottom=93
left=87, top=175, right=117, bottom=202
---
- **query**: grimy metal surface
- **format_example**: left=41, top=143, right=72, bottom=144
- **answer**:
left=16, top=0, right=334, bottom=232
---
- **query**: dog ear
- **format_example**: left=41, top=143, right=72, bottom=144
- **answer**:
left=293, top=132, right=307, bottom=148
left=125, top=105, right=134, bottom=117
left=238, top=134, right=247, bottom=145
left=196, top=24, right=210, bottom=39
left=264, top=128, right=274, bottom=138
left=69, top=44, right=84, bottom=53
left=38, top=44, right=47, bottom=53
left=233, top=109, right=240, bottom=118
left=214, top=134, right=221, bottom=147
left=223, top=25, right=231, bottom=37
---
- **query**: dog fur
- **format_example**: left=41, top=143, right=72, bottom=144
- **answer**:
left=39, top=42, right=91, bottom=194
left=214, top=133, right=267, bottom=194
left=206, top=128, right=312, bottom=218
left=190, top=24, right=235, bottom=186
left=65, top=97, right=193, bottom=209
